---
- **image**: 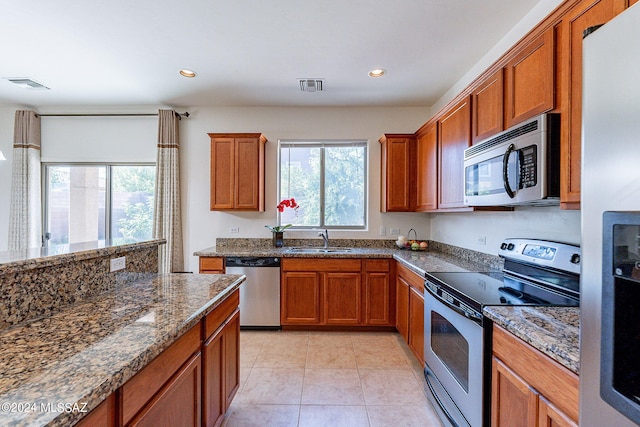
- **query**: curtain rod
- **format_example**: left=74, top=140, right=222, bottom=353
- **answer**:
left=38, top=111, right=190, bottom=119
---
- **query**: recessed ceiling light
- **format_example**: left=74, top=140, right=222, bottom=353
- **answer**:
left=179, top=69, right=197, bottom=78
left=368, top=69, right=386, bottom=78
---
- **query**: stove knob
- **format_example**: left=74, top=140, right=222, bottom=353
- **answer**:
left=507, top=243, right=515, bottom=251
left=570, top=253, right=580, bottom=264
left=500, top=242, right=508, bottom=250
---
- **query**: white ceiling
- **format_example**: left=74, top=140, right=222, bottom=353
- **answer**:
left=0, top=0, right=543, bottom=108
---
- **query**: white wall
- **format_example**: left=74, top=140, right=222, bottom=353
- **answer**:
left=181, top=107, right=431, bottom=272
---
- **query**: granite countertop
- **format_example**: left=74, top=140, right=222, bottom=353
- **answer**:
left=0, top=239, right=165, bottom=275
left=0, top=273, right=244, bottom=427
left=195, top=242, right=502, bottom=276
left=484, top=306, right=580, bottom=374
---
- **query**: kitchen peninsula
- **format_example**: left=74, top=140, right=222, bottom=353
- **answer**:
left=0, top=240, right=245, bottom=427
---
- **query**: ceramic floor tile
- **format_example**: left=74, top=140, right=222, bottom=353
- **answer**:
left=301, top=369, right=364, bottom=405
left=353, top=343, right=411, bottom=369
left=223, top=404, right=300, bottom=427
left=235, top=367, right=304, bottom=405
left=298, top=405, right=370, bottom=427
left=254, top=344, right=309, bottom=368
left=308, top=332, right=354, bottom=347
left=367, top=405, right=443, bottom=427
left=359, top=369, right=429, bottom=406
left=305, top=345, right=357, bottom=369
left=240, top=342, right=263, bottom=367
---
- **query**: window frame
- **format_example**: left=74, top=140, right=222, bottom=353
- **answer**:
left=42, top=162, right=156, bottom=245
left=277, top=139, right=368, bottom=230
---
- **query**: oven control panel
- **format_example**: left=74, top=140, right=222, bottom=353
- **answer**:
left=498, top=238, right=580, bottom=275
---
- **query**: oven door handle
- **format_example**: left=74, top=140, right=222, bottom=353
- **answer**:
left=425, top=366, right=464, bottom=427
left=425, top=282, right=482, bottom=324
left=502, top=143, right=516, bottom=199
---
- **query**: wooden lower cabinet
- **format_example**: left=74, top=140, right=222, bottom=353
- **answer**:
left=281, top=258, right=393, bottom=328
left=128, top=353, right=202, bottom=427
left=199, top=257, right=225, bottom=274
left=408, top=287, right=424, bottom=363
left=491, top=325, right=578, bottom=427
left=203, top=309, right=240, bottom=427
left=396, top=263, right=425, bottom=363
left=75, top=394, right=116, bottom=427
left=76, top=290, right=240, bottom=427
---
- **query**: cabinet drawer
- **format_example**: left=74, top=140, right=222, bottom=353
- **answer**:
left=199, top=257, right=225, bottom=273
left=364, top=259, right=390, bottom=272
left=204, top=290, right=240, bottom=338
left=120, top=325, right=201, bottom=425
left=397, top=262, right=424, bottom=292
left=282, top=258, right=361, bottom=272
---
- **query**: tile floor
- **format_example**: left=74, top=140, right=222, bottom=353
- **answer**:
left=222, top=330, right=443, bottom=427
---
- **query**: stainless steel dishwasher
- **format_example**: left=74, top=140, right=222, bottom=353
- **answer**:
left=225, top=256, right=281, bottom=329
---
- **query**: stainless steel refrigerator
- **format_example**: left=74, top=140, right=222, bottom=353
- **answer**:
left=581, top=4, right=640, bottom=426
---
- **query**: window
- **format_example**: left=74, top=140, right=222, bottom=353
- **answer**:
left=44, top=164, right=155, bottom=245
left=278, top=140, right=367, bottom=229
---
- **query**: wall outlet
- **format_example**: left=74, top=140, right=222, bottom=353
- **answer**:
left=110, top=256, right=126, bottom=272
left=477, top=236, right=487, bottom=245
left=230, top=227, right=239, bottom=233
left=379, top=226, right=386, bottom=236
left=390, top=228, right=400, bottom=235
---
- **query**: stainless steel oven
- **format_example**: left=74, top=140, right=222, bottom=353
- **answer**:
left=423, top=239, right=581, bottom=427
left=463, top=113, right=560, bottom=207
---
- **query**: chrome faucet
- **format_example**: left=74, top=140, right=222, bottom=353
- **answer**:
left=318, top=229, right=329, bottom=248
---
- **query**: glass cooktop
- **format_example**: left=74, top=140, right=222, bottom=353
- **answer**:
left=425, top=270, right=580, bottom=313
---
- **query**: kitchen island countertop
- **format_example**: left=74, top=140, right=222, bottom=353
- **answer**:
left=0, top=273, right=244, bottom=427
left=483, top=306, right=580, bottom=374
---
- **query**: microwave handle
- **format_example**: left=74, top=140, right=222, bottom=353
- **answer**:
left=503, top=143, right=516, bottom=199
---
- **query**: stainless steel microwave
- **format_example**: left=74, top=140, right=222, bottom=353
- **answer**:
left=463, top=113, right=561, bottom=207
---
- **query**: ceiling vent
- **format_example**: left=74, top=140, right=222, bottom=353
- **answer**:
left=299, top=79, right=324, bottom=92
left=4, top=78, right=50, bottom=90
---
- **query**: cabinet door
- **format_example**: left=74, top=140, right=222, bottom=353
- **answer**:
left=281, top=272, right=321, bottom=324
left=380, top=134, right=416, bottom=212
left=224, top=309, right=240, bottom=409
left=505, top=27, right=555, bottom=128
left=416, top=123, right=438, bottom=211
left=128, top=353, right=202, bottom=427
left=472, top=68, right=504, bottom=143
left=408, top=286, right=424, bottom=363
left=438, top=97, right=471, bottom=209
left=365, top=271, right=391, bottom=325
left=396, top=276, right=410, bottom=342
left=202, top=326, right=224, bottom=427
left=210, top=137, right=235, bottom=210
left=324, top=272, right=361, bottom=324
left=75, top=394, right=116, bottom=427
left=560, top=0, right=626, bottom=209
left=234, top=137, right=262, bottom=210
left=538, top=396, right=578, bottom=427
left=491, top=357, right=538, bottom=427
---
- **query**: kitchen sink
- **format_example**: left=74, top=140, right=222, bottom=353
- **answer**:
left=287, top=247, right=352, bottom=253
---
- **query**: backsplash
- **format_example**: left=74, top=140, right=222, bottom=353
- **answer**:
left=0, top=241, right=162, bottom=330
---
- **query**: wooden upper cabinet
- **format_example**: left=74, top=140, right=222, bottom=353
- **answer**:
left=472, top=68, right=504, bottom=144
left=209, top=133, right=267, bottom=211
left=559, top=0, right=626, bottom=209
left=379, top=134, right=416, bottom=212
left=438, top=96, right=471, bottom=210
left=416, top=122, right=438, bottom=211
left=505, top=26, right=555, bottom=128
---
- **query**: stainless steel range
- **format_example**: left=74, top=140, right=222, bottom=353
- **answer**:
left=423, top=238, right=580, bottom=427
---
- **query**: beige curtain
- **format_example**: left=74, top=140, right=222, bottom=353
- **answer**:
left=153, top=110, right=184, bottom=273
left=8, top=110, right=42, bottom=251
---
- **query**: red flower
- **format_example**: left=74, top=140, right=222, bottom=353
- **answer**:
left=277, top=198, right=299, bottom=213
